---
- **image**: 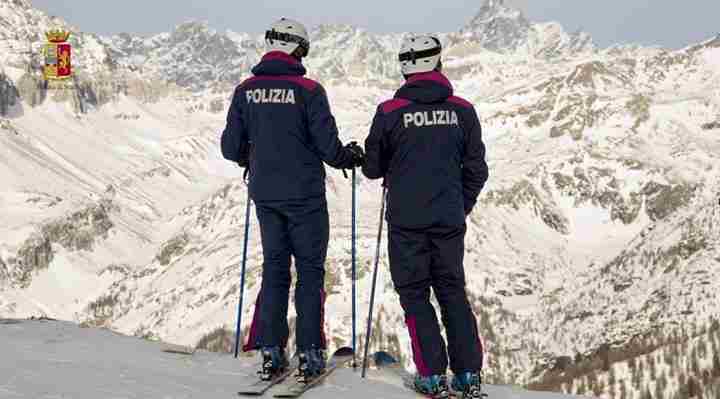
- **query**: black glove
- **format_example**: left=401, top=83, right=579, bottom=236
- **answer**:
left=237, top=144, right=249, bottom=168
left=345, top=141, right=365, bottom=168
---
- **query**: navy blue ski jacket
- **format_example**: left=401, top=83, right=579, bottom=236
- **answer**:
left=362, top=71, right=489, bottom=228
left=221, top=51, right=355, bottom=201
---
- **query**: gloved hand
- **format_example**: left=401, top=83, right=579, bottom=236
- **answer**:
left=345, top=141, right=365, bottom=168
left=237, top=144, right=250, bottom=168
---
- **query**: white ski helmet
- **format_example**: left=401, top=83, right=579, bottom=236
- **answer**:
left=265, top=18, right=310, bottom=57
left=399, top=35, right=442, bottom=76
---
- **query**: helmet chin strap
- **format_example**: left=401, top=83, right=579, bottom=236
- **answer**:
left=292, top=46, right=308, bottom=59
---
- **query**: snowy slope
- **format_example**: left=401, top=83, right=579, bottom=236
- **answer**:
left=0, top=97, right=233, bottom=318
left=0, top=319, right=588, bottom=399
left=1, top=0, right=720, bottom=398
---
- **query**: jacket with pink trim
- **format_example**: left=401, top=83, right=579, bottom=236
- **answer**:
left=221, top=52, right=355, bottom=201
left=362, top=71, right=488, bottom=228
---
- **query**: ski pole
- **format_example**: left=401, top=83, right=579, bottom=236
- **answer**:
left=351, top=167, right=357, bottom=369
left=362, top=187, right=387, bottom=378
left=234, top=191, right=252, bottom=358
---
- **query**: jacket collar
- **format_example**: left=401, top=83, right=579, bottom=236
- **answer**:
left=252, top=51, right=307, bottom=76
left=395, top=71, right=454, bottom=104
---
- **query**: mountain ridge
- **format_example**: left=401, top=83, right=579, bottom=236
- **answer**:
left=1, top=1, right=719, bottom=398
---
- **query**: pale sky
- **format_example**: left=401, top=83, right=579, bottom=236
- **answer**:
left=31, top=0, right=720, bottom=49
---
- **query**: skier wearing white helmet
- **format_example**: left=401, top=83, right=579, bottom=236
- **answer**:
left=221, top=17, right=364, bottom=385
left=264, top=18, right=311, bottom=58
left=362, top=35, right=488, bottom=399
left=398, top=35, right=444, bottom=76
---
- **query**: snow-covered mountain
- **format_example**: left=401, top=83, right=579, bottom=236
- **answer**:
left=1, top=0, right=719, bottom=398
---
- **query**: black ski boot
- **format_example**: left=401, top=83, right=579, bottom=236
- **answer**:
left=451, top=371, right=483, bottom=399
left=259, top=346, right=289, bottom=381
left=413, top=374, right=451, bottom=398
left=295, top=349, right=326, bottom=384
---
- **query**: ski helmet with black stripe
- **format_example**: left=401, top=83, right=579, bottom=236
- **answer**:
left=265, top=18, right=310, bottom=58
left=399, top=35, right=442, bottom=75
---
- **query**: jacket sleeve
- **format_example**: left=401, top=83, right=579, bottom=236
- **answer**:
left=307, top=85, right=353, bottom=169
left=221, top=86, right=249, bottom=165
left=362, top=106, right=387, bottom=180
left=462, top=107, right=489, bottom=215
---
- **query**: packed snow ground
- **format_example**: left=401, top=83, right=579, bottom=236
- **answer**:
left=0, top=319, right=586, bottom=399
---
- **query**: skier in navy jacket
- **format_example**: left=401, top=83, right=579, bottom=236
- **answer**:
left=221, top=18, right=364, bottom=383
left=362, top=36, right=489, bottom=399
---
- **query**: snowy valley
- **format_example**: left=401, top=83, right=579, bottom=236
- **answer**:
left=1, top=0, right=719, bottom=398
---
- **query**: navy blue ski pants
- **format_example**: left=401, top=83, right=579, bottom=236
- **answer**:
left=243, top=196, right=328, bottom=352
left=388, top=224, right=484, bottom=376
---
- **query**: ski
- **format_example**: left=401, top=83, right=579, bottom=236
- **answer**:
left=272, top=346, right=354, bottom=398
left=161, top=342, right=195, bottom=355
left=237, top=357, right=300, bottom=396
left=373, top=351, right=488, bottom=399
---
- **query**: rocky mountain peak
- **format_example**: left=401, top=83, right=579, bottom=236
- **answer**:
left=167, top=21, right=219, bottom=45
left=474, top=0, right=527, bottom=23
left=461, top=0, right=531, bottom=51
left=172, top=21, right=210, bottom=35
left=312, top=23, right=361, bottom=37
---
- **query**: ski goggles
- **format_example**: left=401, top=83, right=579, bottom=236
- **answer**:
left=265, top=30, right=310, bottom=54
left=399, top=38, right=442, bottom=64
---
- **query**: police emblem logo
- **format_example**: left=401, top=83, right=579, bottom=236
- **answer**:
left=43, top=29, right=72, bottom=81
